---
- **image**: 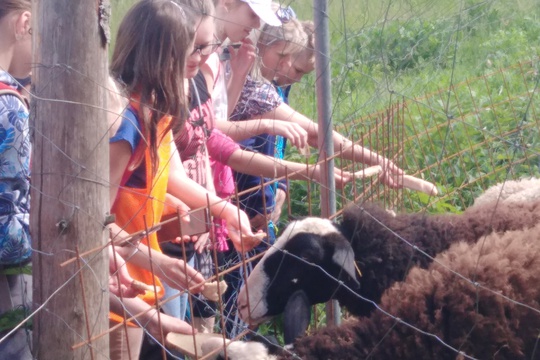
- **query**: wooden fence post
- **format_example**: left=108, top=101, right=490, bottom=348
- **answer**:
left=31, top=0, right=111, bottom=358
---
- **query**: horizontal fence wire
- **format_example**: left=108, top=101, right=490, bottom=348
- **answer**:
left=17, top=0, right=540, bottom=357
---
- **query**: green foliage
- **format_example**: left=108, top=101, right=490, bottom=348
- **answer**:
left=287, top=0, right=540, bottom=215
left=109, top=0, right=137, bottom=57
left=0, top=264, right=32, bottom=276
left=0, top=307, right=32, bottom=333
left=355, top=18, right=454, bottom=72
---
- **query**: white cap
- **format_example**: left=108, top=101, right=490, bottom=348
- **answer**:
left=241, top=0, right=282, bottom=27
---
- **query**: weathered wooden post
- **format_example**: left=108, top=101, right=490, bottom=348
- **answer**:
left=31, top=0, right=111, bottom=358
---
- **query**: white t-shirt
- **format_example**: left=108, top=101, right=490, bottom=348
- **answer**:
left=205, top=52, right=229, bottom=121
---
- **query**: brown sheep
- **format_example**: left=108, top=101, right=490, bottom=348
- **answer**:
left=205, top=221, right=540, bottom=359
left=287, top=222, right=540, bottom=359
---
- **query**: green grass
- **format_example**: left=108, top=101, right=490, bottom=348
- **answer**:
left=282, top=0, right=540, bottom=216
left=287, top=0, right=540, bottom=118
left=110, top=0, right=143, bottom=56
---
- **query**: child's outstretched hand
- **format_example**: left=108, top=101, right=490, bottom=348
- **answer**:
left=221, top=203, right=262, bottom=253
left=312, top=164, right=354, bottom=189
left=108, top=246, right=145, bottom=298
left=376, top=157, right=405, bottom=189
left=271, top=120, right=309, bottom=154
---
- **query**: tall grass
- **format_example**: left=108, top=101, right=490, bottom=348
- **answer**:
left=109, top=0, right=137, bottom=56
left=287, top=0, right=540, bottom=120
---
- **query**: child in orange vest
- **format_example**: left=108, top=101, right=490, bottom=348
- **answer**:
left=107, top=1, right=256, bottom=358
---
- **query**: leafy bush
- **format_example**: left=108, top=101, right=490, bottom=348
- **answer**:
left=354, top=18, right=454, bottom=72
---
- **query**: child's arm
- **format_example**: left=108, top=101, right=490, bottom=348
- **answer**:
left=109, top=222, right=205, bottom=293
left=206, top=130, right=352, bottom=190
left=214, top=118, right=308, bottom=151
left=110, top=293, right=196, bottom=337
left=226, top=148, right=352, bottom=189
left=259, top=103, right=405, bottom=188
left=167, top=141, right=258, bottom=252
left=109, top=139, right=133, bottom=205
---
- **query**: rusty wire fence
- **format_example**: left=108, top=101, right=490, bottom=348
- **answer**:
left=16, top=0, right=540, bottom=356
left=18, top=58, right=539, bottom=360
left=24, top=57, right=538, bottom=360
left=186, top=57, right=540, bottom=353
left=321, top=58, right=540, bottom=215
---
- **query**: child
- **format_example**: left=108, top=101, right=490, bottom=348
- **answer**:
left=107, top=1, right=255, bottom=358
left=274, top=20, right=316, bottom=96
left=0, top=1, right=32, bottom=358
left=215, top=5, right=405, bottom=338
left=157, top=0, right=351, bottom=342
left=270, top=18, right=315, bottom=225
left=202, top=0, right=281, bottom=217
left=229, top=13, right=308, bottom=235
left=208, top=0, right=281, bottom=119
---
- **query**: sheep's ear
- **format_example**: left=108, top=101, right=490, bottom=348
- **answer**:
left=283, top=290, right=311, bottom=345
left=331, top=240, right=360, bottom=287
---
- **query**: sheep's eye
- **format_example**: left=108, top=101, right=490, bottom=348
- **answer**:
left=291, top=278, right=298, bottom=284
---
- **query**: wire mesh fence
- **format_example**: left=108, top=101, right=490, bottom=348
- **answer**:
left=92, top=56, right=540, bottom=359
left=2, top=0, right=540, bottom=359
left=332, top=58, right=540, bottom=212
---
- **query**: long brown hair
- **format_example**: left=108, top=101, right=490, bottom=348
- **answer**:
left=0, top=0, right=31, bottom=19
left=110, top=0, right=195, bottom=175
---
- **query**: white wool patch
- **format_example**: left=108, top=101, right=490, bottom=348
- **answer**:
left=201, top=337, right=230, bottom=360
left=269, top=217, right=340, bottom=255
left=472, top=177, right=540, bottom=208
left=202, top=337, right=277, bottom=360
left=237, top=268, right=270, bottom=323
left=225, top=341, right=278, bottom=360
left=239, top=217, right=341, bottom=323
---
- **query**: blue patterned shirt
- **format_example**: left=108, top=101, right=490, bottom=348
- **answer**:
left=230, top=76, right=283, bottom=218
left=0, top=71, right=31, bottom=265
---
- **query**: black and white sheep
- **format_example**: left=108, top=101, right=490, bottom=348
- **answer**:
left=282, top=222, right=540, bottom=359
left=204, top=218, right=540, bottom=360
left=237, top=199, right=540, bottom=325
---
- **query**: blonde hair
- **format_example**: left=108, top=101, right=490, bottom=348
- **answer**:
left=257, top=18, right=306, bottom=56
left=298, top=20, right=315, bottom=66
left=251, top=5, right=307, bottom=81
left=176, top=0, right=215, bottom=18
left=257, top=3, right=306, bottom=57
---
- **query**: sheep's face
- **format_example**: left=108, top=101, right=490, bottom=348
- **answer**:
left=238, top=217, right=360, bottom=325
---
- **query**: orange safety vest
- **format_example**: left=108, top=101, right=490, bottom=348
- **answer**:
left=110, top=101, right=172, bottom=323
